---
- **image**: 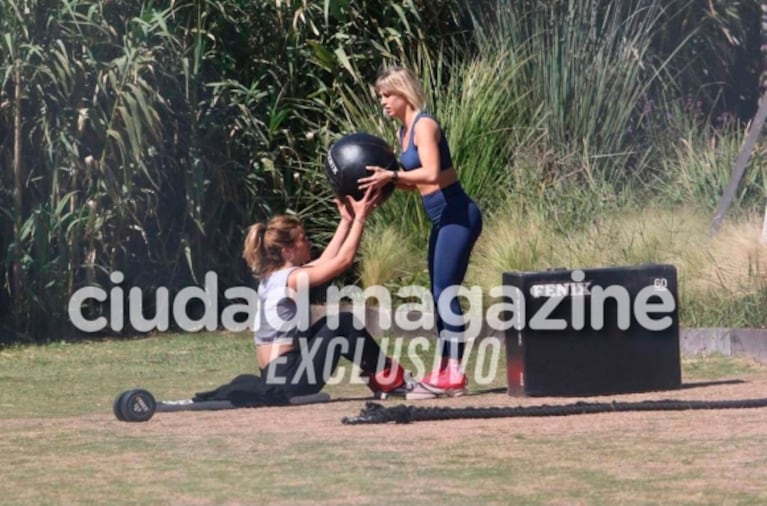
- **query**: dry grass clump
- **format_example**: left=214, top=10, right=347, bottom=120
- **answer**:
left=465, top=205, right=766, bottom=325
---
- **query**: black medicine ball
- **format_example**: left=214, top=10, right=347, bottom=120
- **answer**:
left=325, top=132, right=399, bottom=201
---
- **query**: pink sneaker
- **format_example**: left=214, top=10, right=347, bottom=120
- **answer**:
left=362, top=362, right=415, bottom=400
left=406, top=362, right=468, bottom=400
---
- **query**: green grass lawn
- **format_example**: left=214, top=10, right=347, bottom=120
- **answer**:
left=1, top=333, right=766, bottom=505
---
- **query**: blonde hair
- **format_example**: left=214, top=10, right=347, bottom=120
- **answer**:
left=242, top=215, right=303, bottom=278
left=375, top=66, right=427, bottom=112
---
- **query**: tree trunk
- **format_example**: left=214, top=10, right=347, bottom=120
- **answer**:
left=12, top=64, right=24, bottom=329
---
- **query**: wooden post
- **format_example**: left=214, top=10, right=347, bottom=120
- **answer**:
left=761, top=206, right=767, bottom=245
left=710, top=90, right=767, bottom=235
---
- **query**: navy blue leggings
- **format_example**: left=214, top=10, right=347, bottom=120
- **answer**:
left=422, top=182, right=483, bottom=361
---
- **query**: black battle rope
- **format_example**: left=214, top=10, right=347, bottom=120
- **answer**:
left=341, top=397, right=767, bottom=425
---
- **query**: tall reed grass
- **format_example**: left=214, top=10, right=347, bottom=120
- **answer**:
left=328, top=0, right=676, bottom=288
left=468, top=204, right=767, bottom=327
left=470, top=0, right=679, bottom=183
left=647, top=98, right=767, bottom=212
left=314, top=45, right=544, bottom=287
left=327, top=0, right=767, bottom=327
left=0, top=0, right=463, bottom=341
left=4, top=0, right=765, bottom=340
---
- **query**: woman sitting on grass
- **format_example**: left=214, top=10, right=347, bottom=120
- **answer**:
left=242, top=188, right=412, bottom=400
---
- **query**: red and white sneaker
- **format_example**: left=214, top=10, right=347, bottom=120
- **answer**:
left=406, top=362, right=468, bottom=400
left=362, top=362, right=416, bottom=400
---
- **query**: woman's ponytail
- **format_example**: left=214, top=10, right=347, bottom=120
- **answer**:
left=242, top=215, right=303, bottom=278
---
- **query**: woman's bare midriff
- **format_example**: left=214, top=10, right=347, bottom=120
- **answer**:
left=257, top=342, right=296, bottom=369
left=415, top=167, right=458, bottom=196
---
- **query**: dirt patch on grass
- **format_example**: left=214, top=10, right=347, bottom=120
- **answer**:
left=3, top=368, right=767, bottom=504
left=7, top=369, right=767, bottom=451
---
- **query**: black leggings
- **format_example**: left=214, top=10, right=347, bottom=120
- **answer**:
left=260, top=312, right=389, bottom=397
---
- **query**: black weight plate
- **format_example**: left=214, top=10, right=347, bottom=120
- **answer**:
left=119, top=389, right=157, bottom=422
left=113, top=390, right=131, bottom=421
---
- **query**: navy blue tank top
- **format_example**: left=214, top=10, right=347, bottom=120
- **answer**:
left=399, top=112, right=453, bottom=171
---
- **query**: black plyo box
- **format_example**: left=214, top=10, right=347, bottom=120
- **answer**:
left=503, top=264, right=681, bottom=396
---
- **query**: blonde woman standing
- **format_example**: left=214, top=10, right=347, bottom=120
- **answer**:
left=359, top=66, right=483, bottom=399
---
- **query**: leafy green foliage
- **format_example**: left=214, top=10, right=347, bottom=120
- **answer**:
left=0, top=0, right=466, bottom=341
left=2, top=0, right=766, bottom=341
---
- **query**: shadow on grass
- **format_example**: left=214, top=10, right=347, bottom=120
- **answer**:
left=677, top=379, right=746, bottom=390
